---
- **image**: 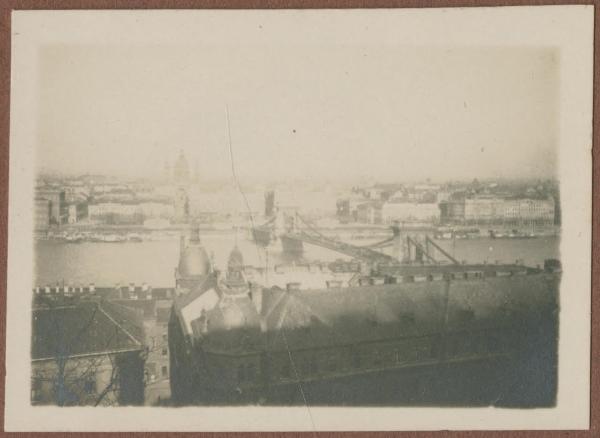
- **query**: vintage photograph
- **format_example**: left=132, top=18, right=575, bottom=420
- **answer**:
left=5, top=6, right=592, bottom=432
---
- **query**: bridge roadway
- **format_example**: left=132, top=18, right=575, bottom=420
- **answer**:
left=281, top=231, right=399, bottom=265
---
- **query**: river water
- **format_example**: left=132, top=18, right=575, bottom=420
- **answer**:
left=34, top=233, right=560, bottom=288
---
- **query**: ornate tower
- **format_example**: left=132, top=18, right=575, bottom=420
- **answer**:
left=175, top=222, right=212, bottom=291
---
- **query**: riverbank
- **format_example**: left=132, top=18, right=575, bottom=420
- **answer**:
left=35, top=222, right=560, bottom=244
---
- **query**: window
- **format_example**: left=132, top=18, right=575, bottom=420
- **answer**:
left=246, top=364, right=256, bottom=381
left=301, top=360, right=311, bottom=376
left=324, top=354, right=338, bottom=372
left=486, top=334, right=501, bottom=352
left=415, top=343, right=431, bottom=360
left=457, top=308, right=475, bottom=323
left=84, top=377, right=96, bottom=395
left=161, top=366, right=168, bottom=377
left=162, top=347, right=168, bottom=356
left=238, top=363, right=257, bottom=383
left=373, top=350, right=383, bottom=367
left=447, top=338, right=460, bottom=357
left=400, top=312, right=416, bottom=325
left=31, top=376, right=42, bottom=402
left=352, top=350, right=362, bottom=368
left=395, top=348, right=408, bottom=364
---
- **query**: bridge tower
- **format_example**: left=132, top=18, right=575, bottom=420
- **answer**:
left=392, top=223, right=405, bottom=263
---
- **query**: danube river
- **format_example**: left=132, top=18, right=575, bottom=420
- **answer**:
left=34, top=233, right=560, bottom=288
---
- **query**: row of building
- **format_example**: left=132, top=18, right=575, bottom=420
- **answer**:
left=338, top=196, right=556, bottom=226
left=337, top=179, right=560, bottom=227
left=439, top=196, right=556, bottom=225
left=34, top=186, right=189, bottom=230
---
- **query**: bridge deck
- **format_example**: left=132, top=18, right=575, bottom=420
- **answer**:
left=283, top=232, right=399, bottom=264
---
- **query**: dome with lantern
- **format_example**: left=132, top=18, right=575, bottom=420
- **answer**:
left=176, top=223, right=212, bottom=288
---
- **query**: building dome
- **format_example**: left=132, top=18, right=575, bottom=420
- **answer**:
left=178, top=244, right=211, bottom=278
left=178, top=225, right=211, bottom=278
left=173, top=150, right=190, bottom=183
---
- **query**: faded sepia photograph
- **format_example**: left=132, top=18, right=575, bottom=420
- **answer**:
left=5, top=6, right=592, bottom=432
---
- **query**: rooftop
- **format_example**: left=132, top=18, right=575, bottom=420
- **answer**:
left=31, top=299, right=144, bottom=361
left=176, top=265, right=558, bottom=355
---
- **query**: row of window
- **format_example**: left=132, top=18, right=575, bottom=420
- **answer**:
left=276, top=333, right=508, bottom=381
left=230, top=332, right=510, bottom=385
left=31, top=375, right=97, bottom=403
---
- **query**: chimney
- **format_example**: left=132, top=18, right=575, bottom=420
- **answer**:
left=89, top=283, right=95, bottom=293
left=45, top=285, right=51, bottom=294
left=142, top=282, right=149, bottom=292
left=129, top=282, right=135, bottom=292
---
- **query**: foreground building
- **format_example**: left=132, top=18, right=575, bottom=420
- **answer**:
left=31, top=297, right=146, bottom=406
left=168, top=227, right=560, bottom=406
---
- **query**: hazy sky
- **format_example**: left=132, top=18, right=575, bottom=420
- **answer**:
left=37, top=44, right=558, bottom=183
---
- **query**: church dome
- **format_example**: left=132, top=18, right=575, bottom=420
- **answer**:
left=173, top=150, right=190, bottom=183
left=178, top=244, right=211, bottom=278
left=178, top=225, right=211, bottom=278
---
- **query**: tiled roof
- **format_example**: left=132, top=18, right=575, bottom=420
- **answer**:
left=31, top=300, right=144, bottom=361
left=195, top=271, right=559, bottom=355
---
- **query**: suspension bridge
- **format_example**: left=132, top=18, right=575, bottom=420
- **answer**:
left=251, top=211, right=459, bottom=266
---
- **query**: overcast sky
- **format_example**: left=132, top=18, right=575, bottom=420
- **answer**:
left=37, top=44, right=558, bottom=184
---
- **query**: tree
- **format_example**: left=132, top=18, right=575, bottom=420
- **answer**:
left=31, top=295, right=145, bottom=406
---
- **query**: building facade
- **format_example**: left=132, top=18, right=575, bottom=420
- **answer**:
left=88, top=202, right=174, bottom=224
left=34, top=198, right=51, bottom=231
left=168, top=231, right=560, bottom=406
left=356, top=202, right=382, bottom=224
left=440, top=197, right=555, bottom=226
left=31, top=298, right=145, bottom=406
left=381, top=201, right=440, bottom=224
left=36, top=188, right=66, bottom=225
